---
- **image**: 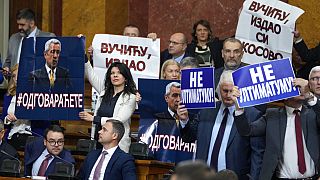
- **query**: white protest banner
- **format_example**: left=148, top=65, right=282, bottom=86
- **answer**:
left=236, top=0, right=304, bottom=64
left=92, top=34, right=160, bottom=86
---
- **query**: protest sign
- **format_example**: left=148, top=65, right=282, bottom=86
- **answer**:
left=232, top=58, right=299, bottom=108
left=138, top=79, right=196, bottom=163
left=180, top=67, right=215, bottom=109
left=92, top=34, right=160, bottom=86
left=236, top=0, right=304, bottom=64
left=15, top=37, right=85, bottom=120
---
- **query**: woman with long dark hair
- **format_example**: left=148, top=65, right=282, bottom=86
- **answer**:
left=79, top=61, right=137, bottom=152
left=186, top=19, right=224, bottom=68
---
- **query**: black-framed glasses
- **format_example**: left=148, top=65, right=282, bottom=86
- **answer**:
left=168, top=40, right=185, bottom=45
left=310, top=77, right=320, bottom=82
left=47, top=139, right=64, bottom=146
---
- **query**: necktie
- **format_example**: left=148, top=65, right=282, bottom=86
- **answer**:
left=93, top=151, right=108, bottom=180
left=210, top=108, right=229, bottom=170
left=38, top=154, right=53, bottom=176
left=174, top=114, right=179, bottom=127
left=49, top=70, right=54, bottom=87
left=293, top=109, right=306, bottom=174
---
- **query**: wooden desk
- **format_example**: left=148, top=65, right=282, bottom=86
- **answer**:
left=135, top=160, right=174, bottom=180
left=0, top=177, right=26, bottom=180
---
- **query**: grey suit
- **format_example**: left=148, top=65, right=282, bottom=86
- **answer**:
left=4, top=29, right=55, bottom=68
left=234, top=101, right=320, bottom=180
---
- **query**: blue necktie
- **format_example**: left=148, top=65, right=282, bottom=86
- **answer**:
left=210, top=108, right=229, bottom=170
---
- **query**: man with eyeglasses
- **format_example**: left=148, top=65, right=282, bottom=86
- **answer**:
left=24, top=125, right=75, bottom=177
left=160, top=33, right=191, bottom=71
left=308, top=66, right=320, bottom=98
left=29, top=38, right=71, bottom=92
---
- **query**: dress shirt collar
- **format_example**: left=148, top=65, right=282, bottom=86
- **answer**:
left=45, top=64, right=56, bottom=75
left=220, top=103, right=235, bottom=115
left=167, top=107, right=176, bottom=118
left=27, top=27, right=37, bottom=38
left=285, top=105, right=302, bottom=115
left=103, top=145, right=118, bottom=157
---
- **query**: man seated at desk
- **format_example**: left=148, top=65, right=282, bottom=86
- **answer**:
left=78, top=119, right=136, bottom=180
left=24, top=125, right=75, bottom=177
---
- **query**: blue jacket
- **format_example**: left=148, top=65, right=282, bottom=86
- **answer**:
left=24, top=137, right=75, bottom=176
left=77, top=147, right=136, bottom=180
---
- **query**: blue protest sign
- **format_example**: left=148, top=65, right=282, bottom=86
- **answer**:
left=15, top=37, right=85, bottom=120
left=138, top=79, right=196, bottom=163
left=232, top=58, right=299, bottom=108
left=180, top=67, right=215, bottom=109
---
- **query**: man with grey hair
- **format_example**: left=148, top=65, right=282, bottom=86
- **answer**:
left=140, top=82, right=194, bottom=163
left=0, top=120, right=18, bottom=168
left=308, top=66, right=320, bottom=97
left=29, top=38, right=70, bottom=92
left=177, top=70, right=265, bottom=179
left=180, top=57, right=199, bottom=70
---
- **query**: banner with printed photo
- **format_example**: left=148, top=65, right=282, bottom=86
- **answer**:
left=232, top=58, right=299, bottom=108
left=15, top=37, right=85, bottom=120
left=138, top=79, right=196, bottom=163
left=180, top=67, right=215, bottom=109
left=91, top=34, right=160, bottom=86
left=236, top=0, right=304, bottom=64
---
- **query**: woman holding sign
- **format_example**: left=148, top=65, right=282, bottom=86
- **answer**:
left=79, top=60, right=137, bottom=152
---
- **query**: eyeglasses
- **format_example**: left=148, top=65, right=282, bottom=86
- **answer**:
left=310, top=77, right=320, bottom=82
left=168, top=40, right=185, bottom=45
left=47, top=139, right=64, bottom=146
left=49, top=50, right=61, bottom=55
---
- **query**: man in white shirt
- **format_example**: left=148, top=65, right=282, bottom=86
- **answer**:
left=78, top=119, right=136, bottom=180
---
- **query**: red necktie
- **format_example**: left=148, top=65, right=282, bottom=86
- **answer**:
left=210, top=108, right=229, bottom=170
left=293, top=109, right=306, bottom=174
left=38, top=154, right=53, bottom=176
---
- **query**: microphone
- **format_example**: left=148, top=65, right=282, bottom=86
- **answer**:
left=78, top=131, right=94, bottom=140
left=52, top=155, right=75, bottom=177
left=25, top=128, right=44, bottom=138
left=0, top=150, right=21, bottom=173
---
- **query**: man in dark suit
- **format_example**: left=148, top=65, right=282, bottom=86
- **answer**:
left=178, top=70, right=265, bottom=180
left=293, top=30, right=320, bottom=79
left=78, top=119, right=136, bottom=180
left=24, top=125, right=75, bottom=177
left=3, top=8, right=55, bottom=74
left=160, top=33, right=190, bottom=70
left=234, top=78, right=320, bottom=180
left=0, top=120, right=18, bottom=168
left=29, top=38, right=71, bottom=92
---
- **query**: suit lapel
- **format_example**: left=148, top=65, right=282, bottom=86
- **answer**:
left=203, top=103, right=221, bottom=152
left=227, top=123, right=237, bottom=148
left=279, top=108, right=287, bottom=151
left=104, top=147, right=121, bottom=175
left=300, top=107, right=308, bottom=143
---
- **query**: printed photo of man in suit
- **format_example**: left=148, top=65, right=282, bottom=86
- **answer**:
left=29, top=38, right=71, bottom=92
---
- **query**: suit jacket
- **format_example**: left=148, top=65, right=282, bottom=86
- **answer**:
left=186, top=38, right=224, bottom=68
left=85, top=62, right=136, bottom=153
left=29, top=66, right=71, bottom=93
left=160, top=49, right=191, bottom=69
left=4, top=29, right=55, bottom=68
left=294, top=40, right=320, bottom=63
left=182, top=102, right=265, bottom=180
left=24, top=138, right=75, bottom=176
left=294, top=40, right=320, bottom=79
left=77, top=147, right=136, bottom=180
left=234, top=102, right=320, bottom=180
left=0, top=141, right=19, bottom=168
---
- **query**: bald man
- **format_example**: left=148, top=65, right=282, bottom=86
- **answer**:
left=160, top=33, right=191, bottom=70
